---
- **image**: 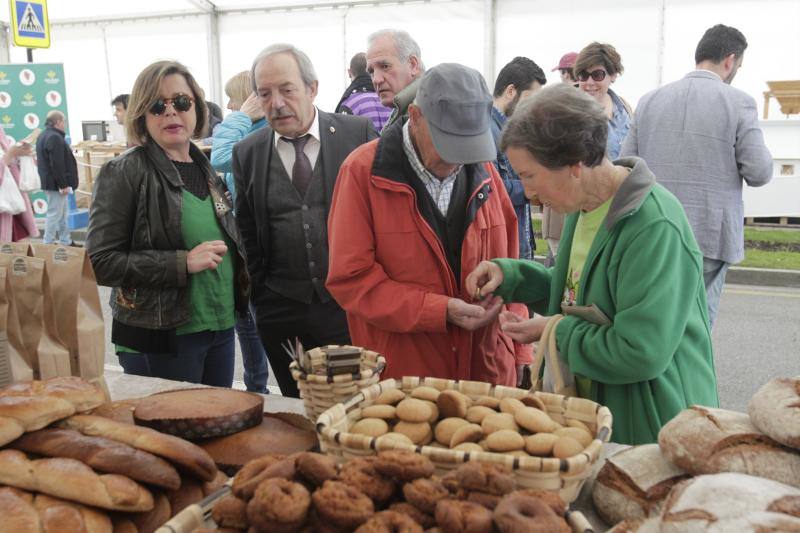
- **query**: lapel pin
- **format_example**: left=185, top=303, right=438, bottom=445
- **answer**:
left=329, top=126, right=335, bottom=133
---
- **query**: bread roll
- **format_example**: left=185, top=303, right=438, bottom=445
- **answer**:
left=57, top=415, right=217, bottom=481
left=655, top=473, right=800, bottom=532
left=658, top=406, right=800, bottom=487
left=33, top=493, right=113, bottom=533
left=0, top=487, right=39, bottom=533
left=592, top=444, right=689, bottom=526
left=1, top=377, right=107, bottom=412
left=748, top=376, right=800, bottom=450
left=11, top=428, right=181, bottom=490
left=0, top=449, right=153, bottom=512
left=118, top=491, right=171, bottom=533
left=0, top=395, right=75, bottom=447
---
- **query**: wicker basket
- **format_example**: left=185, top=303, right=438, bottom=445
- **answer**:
left=290, top=345, right=386, bottom=421
left=316, top=376, right=613, bottom=505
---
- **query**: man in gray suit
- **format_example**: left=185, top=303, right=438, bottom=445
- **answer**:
left=233, top=44, right=377, bottom=396
left=621, top=24, right=772, bottom=328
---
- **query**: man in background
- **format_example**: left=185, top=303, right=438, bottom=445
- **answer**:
left=36, top=110, right=78, bottom=246
left=621, top=24, right=772, bottom=328
left=111, top=94, right=129, bottom=125
left=336, top=52, right=392, bottom=133
left=552, top=52, right=577, bottom=84
left=366, top=29, right=423, bottom=131
left=490, top=56, right=546, bottom=261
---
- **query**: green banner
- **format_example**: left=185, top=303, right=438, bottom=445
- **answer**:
left=0, top=63, right=69, bottom=218
left=0, top=63, right=68, bottom=143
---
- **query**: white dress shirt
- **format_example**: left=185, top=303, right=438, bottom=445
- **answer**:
left=273, top=107, right=321, bottom=179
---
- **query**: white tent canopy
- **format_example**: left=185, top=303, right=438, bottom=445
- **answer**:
left=0, top=0, right=798, bottom=145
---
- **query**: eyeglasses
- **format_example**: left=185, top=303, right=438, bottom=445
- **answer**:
left=149, top=94, right=194, bottom=116
left=577, top=69, right=608, bottom=82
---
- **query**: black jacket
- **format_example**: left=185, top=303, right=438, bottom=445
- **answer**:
left=231, top=110, right=376, bottom=310
left=36, top=125, right=78, bottom=191
left=86, top=141, right=250, bottom=330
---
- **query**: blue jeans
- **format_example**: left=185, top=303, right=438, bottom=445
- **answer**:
left=237, top=304, right=269, bottom=393
left=703, top=257, right=730, bottom=330
left=43, top=190, right=70, bottom=245
left=118, top=328, right=235, bottom=387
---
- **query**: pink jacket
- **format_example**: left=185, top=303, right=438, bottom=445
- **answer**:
left=0, top=127, right=39, bottom=242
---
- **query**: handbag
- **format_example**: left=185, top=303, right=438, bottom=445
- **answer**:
left=528, top=314, right=577, bottom=397
left=17, top=156, right=40, bottom=192
left=0, top=166, right=26, bottom=215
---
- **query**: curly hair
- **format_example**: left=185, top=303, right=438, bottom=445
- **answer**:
left=500, top=84, right=608, bottom=169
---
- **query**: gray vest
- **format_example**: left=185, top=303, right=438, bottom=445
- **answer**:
left=264, top=147, right=331, bottom=304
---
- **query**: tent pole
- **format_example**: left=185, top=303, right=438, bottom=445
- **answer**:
left=483, top=0, right=497, bottom=85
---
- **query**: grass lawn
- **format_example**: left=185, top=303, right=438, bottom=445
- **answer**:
left=532, top=216, right=800, bottom=270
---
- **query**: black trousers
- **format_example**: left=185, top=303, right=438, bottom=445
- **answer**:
left=255, top=291, right=350, bottom=398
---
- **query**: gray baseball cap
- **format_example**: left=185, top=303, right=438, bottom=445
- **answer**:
left=416, top=63, right=495, bottom=165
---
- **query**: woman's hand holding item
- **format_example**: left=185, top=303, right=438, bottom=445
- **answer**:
left=446, top=295, right=503, bottom=331
left=464, top=260, right=504, bottom=301
left=499, top=311, right=549, bottom=344
left=187, top=240, right=227, bottom=273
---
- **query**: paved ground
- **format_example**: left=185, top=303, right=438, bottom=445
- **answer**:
left=102, top=283, right=800, bottom=410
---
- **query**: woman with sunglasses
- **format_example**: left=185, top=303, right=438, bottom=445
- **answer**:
left=465, top=85, right=718, bottom=445
left=87, top=60, right=249, bottom=387
left=574, top=42, right=632, bottom=160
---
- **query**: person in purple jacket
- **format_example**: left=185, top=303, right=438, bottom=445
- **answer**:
left=335, top=52, right=392, bottom=134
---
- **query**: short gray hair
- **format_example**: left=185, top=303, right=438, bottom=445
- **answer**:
left=368, top=29, right=422, bottom=66
left=501, top=84, right=607, bottom=169
left=45, top=110, right=64, bottom=127
left=250, top=43, right=318, bottom=91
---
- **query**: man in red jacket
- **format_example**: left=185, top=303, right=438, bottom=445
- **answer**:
left=327, top=63, right=531, bottom=386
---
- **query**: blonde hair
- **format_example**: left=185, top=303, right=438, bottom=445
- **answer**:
left=126, top=60, right=208, bottom=146
left=224, top=71, right=252, bottom=110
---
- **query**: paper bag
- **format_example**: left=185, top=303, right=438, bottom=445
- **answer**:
left=0, top=242, right=32, bottom=256
left=0, top=254, right=71, bottom=378
left=0, top=266, right=32, bottom=386
left=29, top=244, right=105, bottom=380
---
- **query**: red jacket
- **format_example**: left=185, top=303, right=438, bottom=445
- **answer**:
left=326, top=125, right=532, bottom=386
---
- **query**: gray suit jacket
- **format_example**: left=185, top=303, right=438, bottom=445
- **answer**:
left=620, top=70, right=772, bottom=264
left=231, top=109, right=377, bottom=306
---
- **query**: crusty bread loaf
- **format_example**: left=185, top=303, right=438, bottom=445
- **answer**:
left=57, top=415, right=217, bottom=481
left=0, top=487, right=40, bottom=533
left=118, top=491, right=171, bottom=533
left=33, top=493, right=113, bottom=533
left=658, top=406, right=800, bottom=487
left=2, top=377, right=107, bottom=412
left=166, top=475, right=204, bottom=515
left=11, top=428, right=181, bottom=490
left=592, top=444, right=689, bottom=525
left=0, top=450, right=153, bottom=512
left=655, top=473, right=800, bottom=531
left=0, top=395, right=75, bottom=446
left=748, top=376, right=800, bottom=450
left=89, top=400, right=139, bottom=425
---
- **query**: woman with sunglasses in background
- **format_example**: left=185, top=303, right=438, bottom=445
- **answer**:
left=87, top=60, right=249, bottom=387
left=574, top=42, right=632, bottom=160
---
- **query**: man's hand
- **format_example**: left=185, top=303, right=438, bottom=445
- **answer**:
left=464, top=260, right=504, bottom=301
left=499, top=311, right=549, bottom=344
left=240, top=92, right=264, bottom=122
left=58, top=187, right=71, bottom=195
left=187, top=240, right=227, bottom=274
left=447, top=296, right=503, bottom=331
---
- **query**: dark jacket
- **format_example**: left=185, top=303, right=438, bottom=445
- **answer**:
left=36, top=125, right=78, bottom=191
left=86, top=141, right=249, bottom=330
left=232, top=109, right=376, bottom=311
left=335, top=74, right=375, bottom=112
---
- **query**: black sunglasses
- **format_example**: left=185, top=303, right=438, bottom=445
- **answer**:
left=577, top=69, right=608, bottom=82
left=149, top=94, right=194, bottom=116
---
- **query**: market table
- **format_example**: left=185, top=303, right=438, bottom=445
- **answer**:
left=105, top=369, right=618, bottom=531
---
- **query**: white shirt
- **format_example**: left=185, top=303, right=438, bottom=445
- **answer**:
left=273, top=107, right=321, bottom=178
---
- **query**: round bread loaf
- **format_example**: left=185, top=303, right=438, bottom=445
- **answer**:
left=591, top=444, right=688, bottom=526
left=748, top=376, right=800, bottom=450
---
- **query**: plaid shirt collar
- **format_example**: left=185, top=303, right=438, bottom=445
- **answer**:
left=402, top=121, right=462, bottom=215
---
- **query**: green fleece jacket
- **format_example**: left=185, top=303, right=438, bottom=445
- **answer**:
left=493, top=157, right=719, bottom=445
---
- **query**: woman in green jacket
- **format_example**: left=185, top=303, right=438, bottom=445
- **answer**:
left=465, top=84, right=718, bottom=444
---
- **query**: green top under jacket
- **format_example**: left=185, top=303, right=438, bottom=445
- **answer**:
left=493, top=157, right=719, bottom=445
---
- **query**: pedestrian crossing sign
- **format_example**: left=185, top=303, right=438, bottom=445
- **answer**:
left=9, top=0, right=50, bottom=49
